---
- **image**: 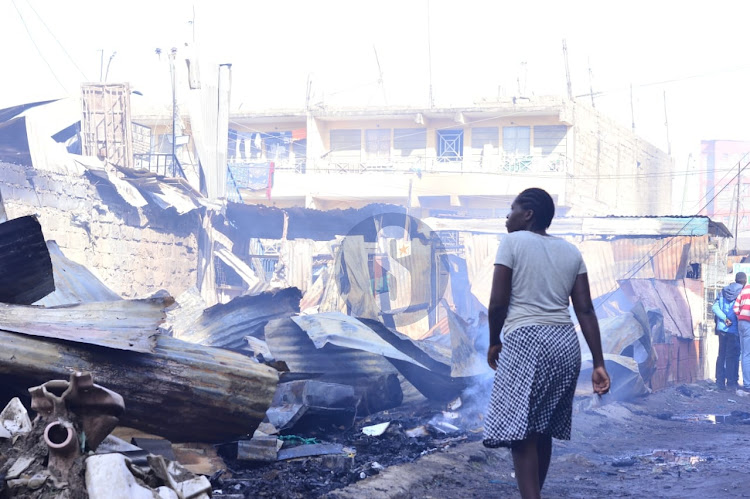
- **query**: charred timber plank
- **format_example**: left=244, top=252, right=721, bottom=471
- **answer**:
left=0, top=216, right=54, bottom=304
left=0, top=298, right=170, bottom=353
left=0, top=331, right=279, bottom=442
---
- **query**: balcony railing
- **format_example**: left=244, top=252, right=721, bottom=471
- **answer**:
left=133, top=153, right=186, bottom=179
left=272, top=153, right=568, bottom=175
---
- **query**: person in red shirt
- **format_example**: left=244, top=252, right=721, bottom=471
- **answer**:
left=732, top=279, right=750, bottom=391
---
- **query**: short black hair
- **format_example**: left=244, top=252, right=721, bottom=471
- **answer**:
left=737, top=272, right=747, bottom=283
left=516, top=188, right=555, bottom=230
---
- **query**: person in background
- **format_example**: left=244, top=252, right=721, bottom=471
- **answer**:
left=484, top=187, right=610, bottom=499
left=714, top=272, right=746, bottom=391
left=733, top=274, right=750, bottom=393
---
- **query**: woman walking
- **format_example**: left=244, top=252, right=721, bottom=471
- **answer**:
left=483, top=188, right=610, bottom=499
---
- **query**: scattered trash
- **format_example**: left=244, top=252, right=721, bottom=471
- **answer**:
left=406, top=426, right=430, bottom=438
left=237, top=436, right=282, bottom=462
left=0, top=398, right=32, bottom=437
left=362, top=422, right=391, bottom=436
left=447, top=397, right=463, bottom=411
left=611, top=457, right=637, bottom=467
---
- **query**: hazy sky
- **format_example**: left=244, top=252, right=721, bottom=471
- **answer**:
left=3, top=0, right=750, bottom=200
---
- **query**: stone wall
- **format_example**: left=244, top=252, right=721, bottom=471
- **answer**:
left=0, top=162, right=199, bottom=299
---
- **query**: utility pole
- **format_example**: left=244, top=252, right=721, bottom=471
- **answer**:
left=663, top=90, right=671, bottom=156
left=735, top=158, right=741, bottom=255
left=562, top=39, right=572, bottom=100
left=373, top=45, right=387, bottom=105
left=104, top=51, right=116, bottom=82
left=630, top=83, right=635, bottom=131
left=99, top=49, right=104, bottom=82
left=169, top=47, right=177, bottom=172
left=587, top=58, right=595, bottom=107
left=427, top=0, right=434, bottom=108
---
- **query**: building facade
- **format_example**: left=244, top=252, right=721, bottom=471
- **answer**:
left=214, top=96, right=673, bottom=217
left=700, top=139, right=750, bottom=250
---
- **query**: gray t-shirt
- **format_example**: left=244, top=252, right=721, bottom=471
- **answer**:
left=494, top=231, right=587, bottom=336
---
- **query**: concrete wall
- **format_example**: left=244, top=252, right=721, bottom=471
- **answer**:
left=0, top=161, right=199, bottom=299
left=567, top=102, right=673, bottom=216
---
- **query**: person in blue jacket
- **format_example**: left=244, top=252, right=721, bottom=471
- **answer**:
left=713, top=272, right=747, bottom=390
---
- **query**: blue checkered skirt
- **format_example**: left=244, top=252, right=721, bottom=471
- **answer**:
left=483, top=324, right=581, bottom=448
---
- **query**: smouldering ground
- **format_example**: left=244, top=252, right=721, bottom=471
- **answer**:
left=323, top=381, right=750, bottom=498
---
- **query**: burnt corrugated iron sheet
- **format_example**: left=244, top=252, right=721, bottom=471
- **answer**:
left=264, top=316, right=398, bottom=376
left=619, top=279, right=694, bottom=339
left=35, top=241, right=121, bottom=306
left=291, top=313, right=430, bottom=368
left=0, top=215, right=54, bottom=304
left=0, top=298, right=168, bottom=352
left=172, top=287, right=301, bottom=349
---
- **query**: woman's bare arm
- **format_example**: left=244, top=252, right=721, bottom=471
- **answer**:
left=571, top=273, right=610, bottom=394
left=487, top=264, right=512, bottom=369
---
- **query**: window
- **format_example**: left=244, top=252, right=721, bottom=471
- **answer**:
left=471, top=127, right=499, bottom=150
left=437, top=129, right=464, bottom=162
left=502, top=126, right=530, bottom=155
left=329, top=129, right=361, bottom=159
left=394, top=128, right=426, bottom=157
left=365, top=129, right=391, bottom=160
left=533, top=125, right=567, bottom=155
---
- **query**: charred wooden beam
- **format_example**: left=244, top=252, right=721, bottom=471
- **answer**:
left=0, top=332, right=279, bottom=442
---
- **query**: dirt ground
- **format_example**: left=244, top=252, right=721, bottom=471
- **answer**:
left=321, top=380, right=750, bottom=498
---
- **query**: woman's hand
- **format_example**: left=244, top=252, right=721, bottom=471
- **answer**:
left=592, top=365, right=610, bottom=395
left=487, top=344, right=502, bottom=370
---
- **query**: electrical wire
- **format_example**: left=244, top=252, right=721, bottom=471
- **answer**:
left=10, top=0, right=67, bottom=93
left=24, top=0, right=89, bottom=81
left=590, top=153, right=750, bottom=313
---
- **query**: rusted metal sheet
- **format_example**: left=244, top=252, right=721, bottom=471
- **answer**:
left=611, top=237, right=690, bottom=280
left=687, top=235, right=710, bottom=264
left=0, top=298, right=169, bottom=353
left=35, top=241, right=121, bottom=307
left=0, top=332, right=279, bottom=442
left=577, top=240, right=618, bottom=300
left=172, top=288, right=301, bottom=349
left=0, top=215, right=54, bottom=304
